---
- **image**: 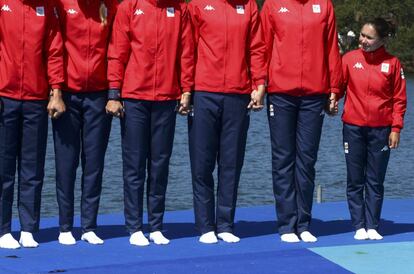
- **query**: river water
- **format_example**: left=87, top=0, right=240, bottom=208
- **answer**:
left=31, top=78, right=413, bottom=216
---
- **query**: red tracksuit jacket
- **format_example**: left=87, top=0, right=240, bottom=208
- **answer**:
left=188, top=0, right=266, bottom=94
left=107, top=0, right=194, bottom=101
left=341, top=47, right=407, bottom=133
left=55, top=0, right=118, bottom=92
left=261, top=0, right=342, bottom=96
left=0, top=0, right=64, bottom=100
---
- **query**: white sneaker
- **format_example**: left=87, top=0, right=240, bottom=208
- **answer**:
left=367, top=229, right=383, bottom=240
left=199, top=231, right=218, bottom=244
left=58, top=231, right=76, bottom=245
left=149, top=231, right=170, bottom=245
left=354, top=228, right=368, bottom=240
left=0, top=233, right=20, bottom=249
left=217, top=232, right=240, bottom=243
left=19, top=231, right=39, bottom=248
left=81, top=231, right=104, bottom=245
left=300, top=231, right=317, bottom=243
left=129, top=231, right=149, bottom=246
left=280, top=233, right=300, bottom=243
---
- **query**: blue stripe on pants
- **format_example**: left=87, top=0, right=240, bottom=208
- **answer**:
left=267, top=94, right=326, bottom=234
left=188, top=91, right=250, bottom=234
left=343, top=123, right=390, bottom=230
left=52, top=91, right=111, bottom=233
left=0, top=97, right=48, bottom=235
left=122, top=99, right=177, bottom=233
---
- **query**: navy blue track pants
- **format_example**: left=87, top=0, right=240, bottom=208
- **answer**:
left=52, top=91, right=111, bottom=233
left=343, top=123, right=390, bottom=230
left=267, top=94, right=326, bottom=234
left=122, top=99, right=177, bottom=233
left=0, top=97, right=48, bottom=235
left=188, top=91, right=250, bottom=234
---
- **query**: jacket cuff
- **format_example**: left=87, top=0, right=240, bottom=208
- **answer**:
left=391, top=127, right=401, bottom=133
left=329, top=87, right=341, bottom=94
left=50, top=84, right=62, bottom=89
left=182, top=87, right=192, bottom=93
left=108, top=89, right=121, bottom=100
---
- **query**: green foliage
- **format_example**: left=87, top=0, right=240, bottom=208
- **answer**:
left=333, top=0, right=414, bottom=71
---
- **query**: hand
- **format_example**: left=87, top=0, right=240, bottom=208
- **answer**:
left=178, top=92, right=191, bottom=115
left=106, top=100, right=124, bottom=118
left=247, top=85, right=265, bottom=111
left=325, top=93, right=338, bottom=116
left=47, top=89, right=66, bottom=119
left=389, top=132, right=400, bottom=149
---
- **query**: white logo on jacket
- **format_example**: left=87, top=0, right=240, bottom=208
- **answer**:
left=401, top=68, right=405, bottom=79
left=166, top=7, right=175, bottom=17
left=1, top=4, right=12, bottom=12
left=36, top=6, right=45, bottom=16
left=67, top=8, right=78, bottom=15
left=381, top=63, right=390, bottom=73
left=312, top=4, right=321, bottom=13
left=134, top=9, right=144, bottom=15
left=236, top=5, right=244, bottom=14
left=204, top=5, right=215, bottom=11
left=353, top=62, right=364, bottom=69
left=278, top=7, right=289, bottom=13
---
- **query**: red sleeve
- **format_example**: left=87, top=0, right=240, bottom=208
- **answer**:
left=339, top=54, right=349, bottom=99
left=178, top=3, right=195, bottom=93
left=188, top=3, right=200, bottom=49
left=391, top=60, right=407, bottom=132
left=45, top=2, right=64, bottom=89
left=247, top=0, right=266, bottom=89
left=326, top=0, right=342, bottom=94
left=260, top=0, right=274, bottom=75
left=107, top=1, right=131, bottom=90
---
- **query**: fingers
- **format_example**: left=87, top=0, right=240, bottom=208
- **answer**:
left=251, top=103, right=264, bottom=112
left=247, top=100, right=255, bottom=109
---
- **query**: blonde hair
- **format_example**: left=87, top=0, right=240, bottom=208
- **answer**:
left=99, top=1, right=108, bottom=26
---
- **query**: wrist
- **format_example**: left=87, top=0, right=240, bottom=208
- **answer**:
left=50, top=89, right=62, bottom=99
left=108, top=89, right=121, bottom=101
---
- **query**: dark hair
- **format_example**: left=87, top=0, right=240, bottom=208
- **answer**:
left=365, top=17, right=397, bottom=39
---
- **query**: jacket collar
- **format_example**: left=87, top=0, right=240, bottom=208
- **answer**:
left=362, top=46, right=387, bottom=63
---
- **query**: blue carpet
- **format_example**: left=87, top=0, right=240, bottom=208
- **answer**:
left=0, top=199, right=413, bottom=273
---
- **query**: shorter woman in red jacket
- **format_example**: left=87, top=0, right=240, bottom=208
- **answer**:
left=340, top=18, right=407, bottom=240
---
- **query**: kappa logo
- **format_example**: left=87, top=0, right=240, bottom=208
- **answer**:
left=204, top=5, right=215, bottom=11
left=1, top=4, right=12, bottom=12
left=134, top=9, right=144, bottom=15
left=278, top=7, right=289, bottom=13
left=67, top=8, right=78, bottom=15
left=353, top=62, right=364, bottom=69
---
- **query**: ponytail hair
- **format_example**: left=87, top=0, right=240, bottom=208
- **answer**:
left=366, top=17, right=397, bottom=39
left=99, top=1, right=108, bottom=27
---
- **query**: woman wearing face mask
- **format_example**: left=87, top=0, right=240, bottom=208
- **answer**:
left=106, top=0, right=193, bottom=246
left=52, top=0, right=118, bottom=245
left=340, top=18, right=406, bottom=240
left=260, top=0, right=342, bottom=243
left=0, top=0, right=64, bottom=249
